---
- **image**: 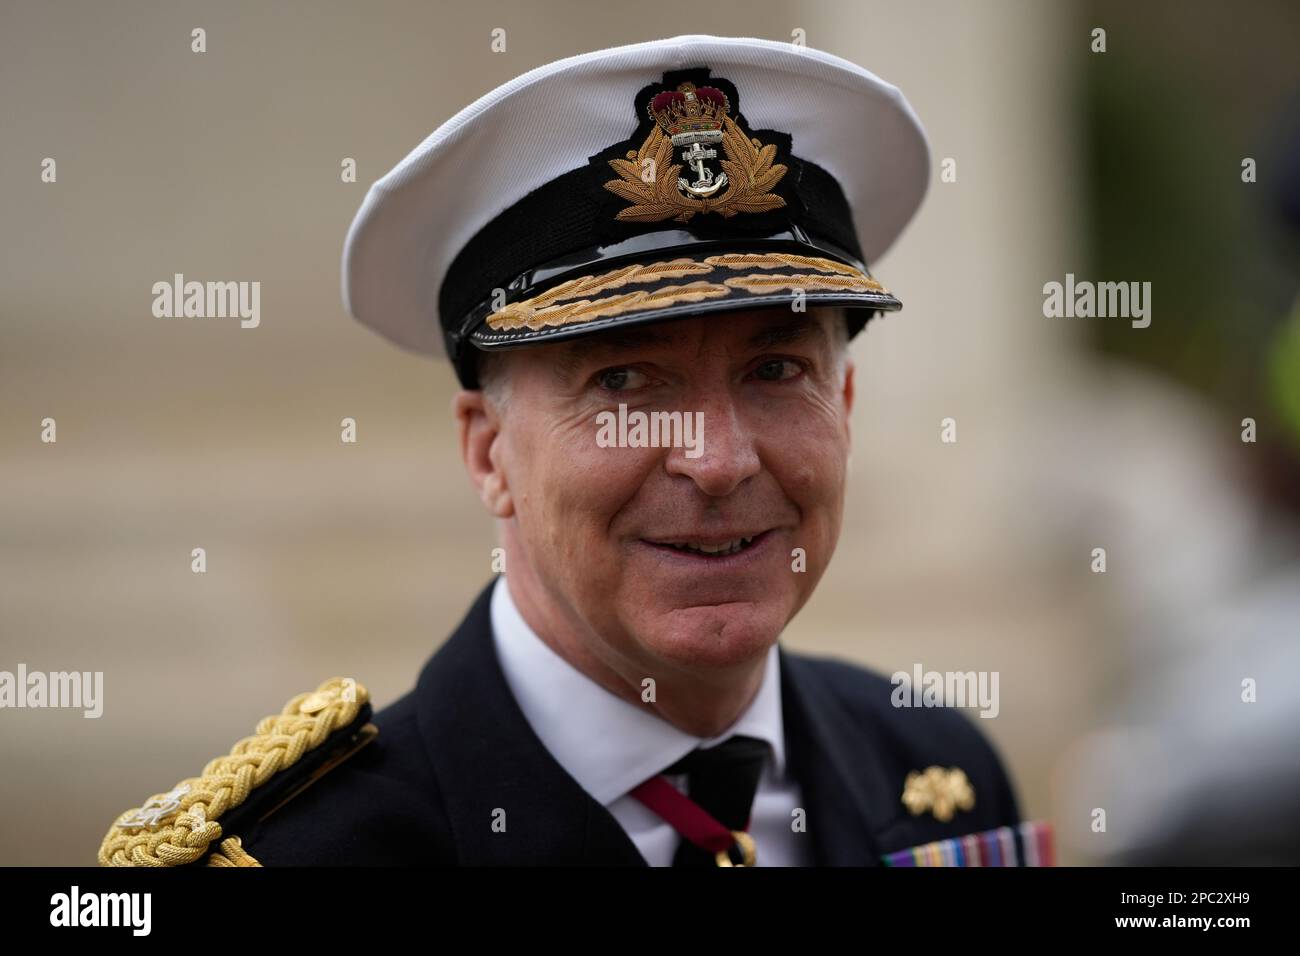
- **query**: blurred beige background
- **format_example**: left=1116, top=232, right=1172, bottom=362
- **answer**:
left=4, top=0, right=1293, bottom=866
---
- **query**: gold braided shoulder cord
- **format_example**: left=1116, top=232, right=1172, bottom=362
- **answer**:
left=206, top=835, right=261, bottom=867
left=98, top=677, right=369, bottom=867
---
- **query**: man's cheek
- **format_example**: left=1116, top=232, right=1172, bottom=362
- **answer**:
left=574, top=444, right=657, bottom=500
left=773, top=445, right=840, bottom=503
left=796, top=425, right=848, bottom=490
left=535, top=475, right=613, bottom=559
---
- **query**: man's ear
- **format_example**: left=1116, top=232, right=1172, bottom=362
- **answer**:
left=453, top=390, right=514, bottom=518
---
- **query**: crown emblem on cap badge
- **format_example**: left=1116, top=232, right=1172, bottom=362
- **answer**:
left=603, top=80, right=788, bottom=223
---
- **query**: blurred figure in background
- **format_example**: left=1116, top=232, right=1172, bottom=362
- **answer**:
left=1057, top=34, right=1300, bottom=863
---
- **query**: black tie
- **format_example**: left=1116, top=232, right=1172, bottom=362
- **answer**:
left=665, top=734, right=770, bottom=867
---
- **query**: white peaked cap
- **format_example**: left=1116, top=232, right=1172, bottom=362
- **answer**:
left=341, top=34, right=930, bottom=378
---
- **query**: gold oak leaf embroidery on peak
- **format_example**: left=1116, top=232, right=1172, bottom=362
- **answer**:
left=604, top=114, right=788, bottom=223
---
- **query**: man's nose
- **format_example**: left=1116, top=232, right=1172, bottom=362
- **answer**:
left=663, top=394, right=761, bottom=497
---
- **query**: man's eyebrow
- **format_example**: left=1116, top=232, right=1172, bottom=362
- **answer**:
left=551, top=316, right=829, bottom=383
left=552, top=327, right=676, bottom=382
left=748, top=317, right=825, bottom=349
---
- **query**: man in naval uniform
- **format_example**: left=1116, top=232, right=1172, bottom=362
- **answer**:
left=100, top=35, right=1036, bottom=868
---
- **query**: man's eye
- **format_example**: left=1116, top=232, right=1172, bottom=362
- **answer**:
left=596, top=367, right=649, bottom=391
left=752, top=358, right=803, bottom=382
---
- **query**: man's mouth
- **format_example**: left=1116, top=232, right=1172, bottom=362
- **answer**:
left=641, top=530, right=771, bottom=558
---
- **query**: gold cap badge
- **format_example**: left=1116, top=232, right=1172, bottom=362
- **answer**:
left=603, top=79, right=787, bottom=223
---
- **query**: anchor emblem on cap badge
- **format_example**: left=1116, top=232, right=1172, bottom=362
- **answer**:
left=655, top=81, right=730, bottom=198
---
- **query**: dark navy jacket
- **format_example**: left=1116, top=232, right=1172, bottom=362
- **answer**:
left=241, top=580, right=1021, bottom=865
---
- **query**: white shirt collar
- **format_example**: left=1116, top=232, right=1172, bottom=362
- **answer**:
left=489, top=577, right=788, bottom=806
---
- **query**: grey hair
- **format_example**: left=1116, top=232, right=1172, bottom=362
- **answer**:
left=475, top=348, right=513, bottom=409
left=829, top=306, right=853, bottom=385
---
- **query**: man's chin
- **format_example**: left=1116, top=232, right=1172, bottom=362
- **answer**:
left=635, top=601, right=788, bottom=671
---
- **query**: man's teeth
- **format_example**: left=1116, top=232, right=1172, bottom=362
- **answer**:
left=666, top=536, right=754, bottom=556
